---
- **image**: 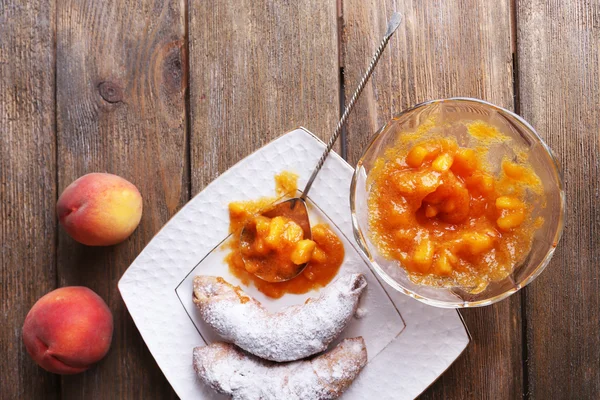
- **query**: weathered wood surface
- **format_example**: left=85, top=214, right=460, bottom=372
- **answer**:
left=0, top=1, right=59, bottom=399
left=1, top=0, right=599, bottom=398
left=55, top=0, right=187, bottom=398
left=341, top=2, right=522, bottom=399
left=517, top=1, right=600, bottom=398
left=188, top=0, right=340, bottom=192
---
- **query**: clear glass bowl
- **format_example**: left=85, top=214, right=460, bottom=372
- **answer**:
left=350, top=98, right=565, bottom=308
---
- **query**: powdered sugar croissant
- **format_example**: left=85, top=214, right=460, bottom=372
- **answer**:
left=193, top=337, right=368, bottom=400
left=192, top=273, right=367, bottom=362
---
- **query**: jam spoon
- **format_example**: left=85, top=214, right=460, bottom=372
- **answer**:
left=241, top=12, right=403, bottom=282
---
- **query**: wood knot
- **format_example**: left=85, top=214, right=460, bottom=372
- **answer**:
left=97, top=81, right=123, bottom=103
left=162, top=40, right=186, bottom=92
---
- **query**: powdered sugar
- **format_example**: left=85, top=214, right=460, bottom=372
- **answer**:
left=354, top=307, right=368, bottom=319
left=193, top=337, right=368, bottom=400
left=193, top=274, right=367, bottom=362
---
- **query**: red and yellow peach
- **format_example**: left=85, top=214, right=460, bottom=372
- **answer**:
left=22, top=286, right=113, bottom=374
left=57, top=173, right=143, bottom=246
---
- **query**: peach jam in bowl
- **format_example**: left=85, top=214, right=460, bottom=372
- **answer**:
left=351, top=98, right=564, bottom=307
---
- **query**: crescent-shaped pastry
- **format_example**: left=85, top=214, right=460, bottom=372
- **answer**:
left=193, top=337, right=368, bottom=400
left=192, top=273, right=367, bottom=362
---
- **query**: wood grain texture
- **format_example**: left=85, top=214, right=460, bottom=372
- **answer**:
left=0, top=1, right=59, bottom=399
left=1, top=0, right=597, bottom=398
left=517, top=1, right=600, bottom=398
left=55, top=0, right=187, bottom=398
left=341, top=2, right=522, bottom=399
left=188, top=0, right=340, bottom=192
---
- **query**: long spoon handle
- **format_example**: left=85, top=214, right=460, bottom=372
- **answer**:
left=301, top=12, right=402, bottom=199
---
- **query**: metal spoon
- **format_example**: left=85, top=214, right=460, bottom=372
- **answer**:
left=241, top=12, right=403, bottom=283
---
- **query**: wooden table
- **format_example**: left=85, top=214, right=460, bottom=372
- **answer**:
left=2, top=0, right=598, bottom=398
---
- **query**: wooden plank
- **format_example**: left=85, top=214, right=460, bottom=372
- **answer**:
left=55, top=0, right=187, bottom=397
left=341, top=2, right=522, bottom=399
left=0, top=1, right=59, bottom=398
left=188, top=0, right=340, bottom=191
left=517, top=1, right=600, bottom=398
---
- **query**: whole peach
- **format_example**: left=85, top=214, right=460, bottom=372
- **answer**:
left=22, top=286, right=114, bottom=374
left=57, top=173, right=143, bottom=246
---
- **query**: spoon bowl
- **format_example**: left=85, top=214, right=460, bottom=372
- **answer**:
left=240, top=198, right=311, bottom=282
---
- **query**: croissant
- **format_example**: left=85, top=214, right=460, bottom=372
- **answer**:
left=193, top=337, right=368, bottom=400
left=193, top=273, right=367, bottom=362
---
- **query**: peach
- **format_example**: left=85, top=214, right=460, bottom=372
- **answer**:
left=22, top=286, right=113, bottom=374
left=57, top=173, right=142, bottom=246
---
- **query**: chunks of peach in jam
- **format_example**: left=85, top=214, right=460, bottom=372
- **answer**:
left=368, top=136, right=542, bottom=292
left=241, top=215, right=316, bottom=281
left=225, top=171, right=345, bottom=298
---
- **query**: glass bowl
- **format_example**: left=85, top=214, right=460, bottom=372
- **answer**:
left=350, top=98, right=565, bottom=308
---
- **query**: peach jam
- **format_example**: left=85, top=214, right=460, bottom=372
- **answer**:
left=225, top=172, right=344, bottom=298
left=367, top=122, right=544, bottom=293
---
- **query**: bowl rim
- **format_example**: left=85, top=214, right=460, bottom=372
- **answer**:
left=350, top=97, right=566, bottom=308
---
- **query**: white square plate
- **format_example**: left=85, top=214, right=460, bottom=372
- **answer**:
left=119, top=128, right=470, bottom=400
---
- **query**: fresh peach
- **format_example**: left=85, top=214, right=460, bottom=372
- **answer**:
left=22, top=286, right=113, bottom=374
left=57, top=173, right=143, bottom=246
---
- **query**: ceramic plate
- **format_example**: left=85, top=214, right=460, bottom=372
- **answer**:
left=118, top=128, right=470, bottom=399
